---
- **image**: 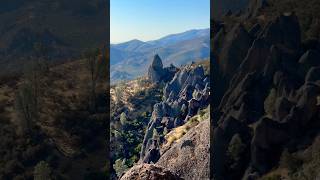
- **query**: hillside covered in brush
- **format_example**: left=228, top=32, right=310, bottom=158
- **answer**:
left=0, top=49, right=108, bottom=179
left=0, top=0, right=108, bottom=76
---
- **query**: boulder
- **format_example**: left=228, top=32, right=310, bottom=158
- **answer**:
left=212, top=116, right=251, bottom=180
left=261, top=13, right=301, bottom=50
left=274, top=97, right=294, bottom=121
left=187, top=99, right=201, bottom=118
left=157, top=120, right=210, bottom=180
left=251, top=117, right=289, bottom=174
left=120, top=164, right=182, bottom=180
left=299, top=50, right=320, bottom=68
left=140, top=117, right=161, bottom=160
left=143, top=139, right=160, bottom=164
left=305, top=67, right=320, bottom=83
left=161, top=117, right=175, bottom=130
left=218, top=23, right=253, bottom=80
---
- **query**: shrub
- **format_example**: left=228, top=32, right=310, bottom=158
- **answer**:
left=260, top=173, right=282, bottom=180
left=34, top=161, right=52, bottom=180
left=227, top=134, right=246, bottom=163
left=113, top=159, right=128, bottom=178
left=14, top=84, right=37, bottom=135
left=279, top=150, right=302, bottom=175
left=293, top=138, right=320, bottom=180
left=120, top=112, right=128, bottom=125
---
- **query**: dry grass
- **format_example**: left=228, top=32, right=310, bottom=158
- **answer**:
left=260, top=168, right=289, bottom=180
left=163, top=106, right=210, bottom=148
left=110, top=77, right=154, bottom=111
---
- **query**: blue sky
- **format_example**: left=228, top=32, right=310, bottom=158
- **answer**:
left=110, top=0, right=210, bottom=43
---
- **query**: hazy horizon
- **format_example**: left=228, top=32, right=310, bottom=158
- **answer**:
left=111, top=0, right=210, bottom=43
left=110, top=27, right=210, bottom=44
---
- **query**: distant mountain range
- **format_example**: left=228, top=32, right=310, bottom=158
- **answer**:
left=110, top=28, right=210, bottom=83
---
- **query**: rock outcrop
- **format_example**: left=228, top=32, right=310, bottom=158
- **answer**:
left=148, top=54, right=177, bottom=84
left=120, top=164, right=182, bottom=180
left=141, top=63, right=210, bottom=161
left=157, top=119, right=210, bottom=180
left=148, top=54, right=165, bottom=83
left=212, top=12, right=320, bottom=180
left=124, top=58, right=210, bottom=179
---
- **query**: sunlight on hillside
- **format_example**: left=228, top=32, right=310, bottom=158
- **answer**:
left=163, top=105, right=210, bottom=148
left=110, top=77, right=154, bottom=110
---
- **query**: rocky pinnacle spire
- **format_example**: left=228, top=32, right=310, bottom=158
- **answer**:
left=148, top=54, right=164, bottom=83
left=151, top=54, right=163, bottom=69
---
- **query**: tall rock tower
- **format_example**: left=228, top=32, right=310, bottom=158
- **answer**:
left=148, top=54, right=165, bottom=83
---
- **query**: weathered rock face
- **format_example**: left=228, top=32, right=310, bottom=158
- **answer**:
left=246, top=0, right=268, bottom=18
left=141, top=64, right=210, bottom=161
left=143, top=139, right=160, bottom=164
left=156, top=119, right=210, bottom=180
left=124, top=119, right=210, bottom=180
left=212, top=12, right=320, bottom=180
left=218, top=23, right=253, bottom=80
left=118, top=60, right=210, bottom=180
left=148, top=54, right=165, bottom=83
left=148, top=54, right=178, bottom=84
left=120, top=164, right=182, bottom=180
left=261, top=13, right=301, bottom=50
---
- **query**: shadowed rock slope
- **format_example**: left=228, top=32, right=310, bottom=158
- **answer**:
left=212, top=8, right=320, bottom=180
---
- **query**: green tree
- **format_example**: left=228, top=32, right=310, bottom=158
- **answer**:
left=34, top=161, right=52, bottom=180
left=120, top=112, right=128, bottom=125
left=15, top=84, right=35, bottom=135
left=84, top=48, right=106, bottom=112
left=113, top=159, right=128, bottom=178
left=15, top=58, right=46, bottom=135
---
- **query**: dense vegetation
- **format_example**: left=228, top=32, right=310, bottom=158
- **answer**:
left=110, top=79, right=163, bottom=178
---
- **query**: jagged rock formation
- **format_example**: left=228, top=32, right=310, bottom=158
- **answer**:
left=212, top=12, right=320, bottom=180
left=157, top=119, right=210, bottom=180
left=122, top=114, right=210, bottom=180
left=120, top=164, right=182, bottom=180
left=142, top=62, right=210, bottom=162
left=148, top=54, right=178, bottom=84
left=148, top=54, right=165, bottom=83
left=211, top=0, right=267, bottom=20
left=122, top=57, right=210, bottom=179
